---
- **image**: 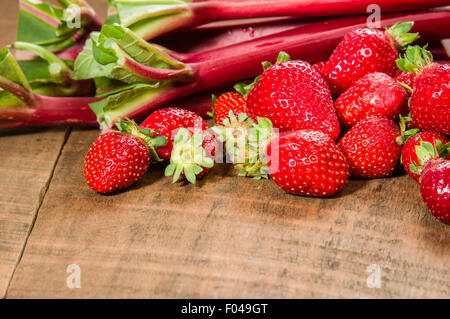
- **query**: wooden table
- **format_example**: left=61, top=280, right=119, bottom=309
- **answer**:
left=0, top=0, right=448, bottom=299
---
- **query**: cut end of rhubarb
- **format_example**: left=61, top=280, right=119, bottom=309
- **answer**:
left=108, top=0, right=194, bottom=41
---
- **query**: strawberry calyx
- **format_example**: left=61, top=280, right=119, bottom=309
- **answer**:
left=386, top=22, right=419, bottom=51
left=164, top=128, right=214, bottom=184
left=213, top=112, right=273, bottom=179
left=396, top=113, right=419, bottom=145
left=115, top=118, right=167, bottom=162
left=396, top=45, right=433, bottom=76
left=234, top=51, right=290, bottom=97
left=207, top=94, right=218, bottom=119
left=396, top=80, right=414, bottom=95
left=409, top=138, right=450, bottom=179
left=211, top=111, right=255, bottom=153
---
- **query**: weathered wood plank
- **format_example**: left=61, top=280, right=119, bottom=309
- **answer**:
left=0, top=0, right=18, bottom=48
left=6, top=128, right=449, bottom=298
left=0, top=127, right=69, bottom=298
left=0, top=1, right=75, bottom=298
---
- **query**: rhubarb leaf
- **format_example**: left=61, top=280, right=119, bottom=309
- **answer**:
left=17, top=0, right=100, bottom=52
left=72, top=24, right=192, bottom=85
left=18, top=0, right=65, bottom=45
left=0, top=48, right=33, bottom=107
left=12, top=42, right=72, bottom=85
left=0, top=48, right=31, bottom=90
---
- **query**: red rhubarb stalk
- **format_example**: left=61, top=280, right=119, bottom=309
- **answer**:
left=0, top=76, right=98, bottom=128
left=111, top=0, right=450, bottom=40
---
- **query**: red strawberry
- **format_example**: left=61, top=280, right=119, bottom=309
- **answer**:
left=395, top=71, right=416, bottom=92
left=312, top=61, right=327, bottom=77
left=334, top=72, right=408, bottom=127
left=164, top=127, right=216, bottom=184
left=84, top=120, right=166, bottom=194
left=267, top=129, right=350, bottom=197
left=247, top=52, right=340, bottom=140
left=420, top=159, right=450, bottom=224
left=140, top=107, right=207, bottom=160
left=211, top=92, right=247, bottom=126
left=401, top=131, right=449, bottom=183
left=338, top=116, right=402, bottom=178
left=397, top=46, right=450, bottom=136
left=322, top=22, right=418, bottom=96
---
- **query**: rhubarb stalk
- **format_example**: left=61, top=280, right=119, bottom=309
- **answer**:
left=0, top=47, right=98, bottom=129
left=108, top=0, right=450, bottom=40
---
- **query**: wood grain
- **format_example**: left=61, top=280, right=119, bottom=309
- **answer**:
left=0, top=1, right=74, bottom=298
left=0, top=127, right=69, bottom=298
left=6, top=129, right=449, bottom=298
left=1, top=0, right=449, bottom=298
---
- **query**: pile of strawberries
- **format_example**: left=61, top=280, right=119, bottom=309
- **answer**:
left=84, top=22, right=449, bottom=224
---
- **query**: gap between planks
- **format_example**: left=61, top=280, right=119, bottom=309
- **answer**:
left=3, top=127, right=73, bottom=298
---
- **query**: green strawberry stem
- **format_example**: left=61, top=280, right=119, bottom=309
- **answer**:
left=207, top=94, right=217, bottom=120
left=386, top=21, right=419, bottom=50
left=164, top=128, right=214, bottom=184
left=396, top=45, right=433, bottom=76
left=115, top=118, right=167, bottom=162
left=396, top=113, right=419, bottom=145
left=212, top=112, right=273, bottom=179
left=409, top=138, right=450, bottom=177
left=234, top=51, right=290, bottom=97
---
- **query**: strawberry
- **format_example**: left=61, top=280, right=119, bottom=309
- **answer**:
left=211, top=92, right=247, bottom=126
left=397, top=46, right=450, bottom=136
left=322, top=22, right=418, bottom=96
left=267, top=129, right=350, bottom=197
left=164, top=127, right=216, bottom=184
left=420, top=159, right=450, bottom=224
left=312, top=61, right=327, bottom=78
left=395, top=71, right=416, bottom=92
left=84, top=119, right=166, bottom=194
left=140, top=107, right=207, bottom=160
left=338, top=116, right=402, bottom=178
left=401, top=131, right=449, bottom=183
left=247, top=52, right=340, bottom=140
left=334, top=72, right=409, bottom=127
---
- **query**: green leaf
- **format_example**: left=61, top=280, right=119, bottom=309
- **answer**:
left=73, top=24, right=191, bottom=85
left=409, top=163, right=421, bottom=175
left=164, top=163, right=176, bottom=176
left=184, top=166, right=196, bottom=184
left=17, top=0, right=97, bottom=52
left=72, top=35, right=115, bottom=80
left=396, top=45, right=433, bottom=75
left=0, top=48, right=31, bottom=91
left=165, top=128, right=213, bottom=184
left=18, top=0, right=64, bottom=46
left=12, top=41, right=72, bottom=85
left=276, top=51, right=291, bottom=63
left=387, top=22, right=419, bottom=49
